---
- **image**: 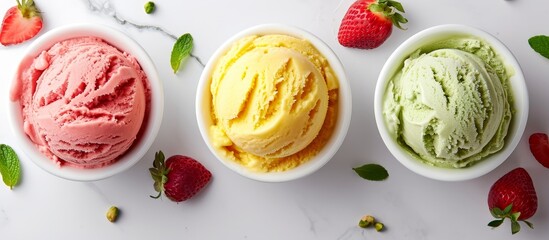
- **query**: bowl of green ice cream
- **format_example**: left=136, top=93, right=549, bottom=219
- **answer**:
left=374, top=24, right=528, bottom=181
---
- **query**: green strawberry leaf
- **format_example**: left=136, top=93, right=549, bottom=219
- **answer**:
left=491, top=207, right=504, bottom=218
left=528, top=35, right=549, bottom=59
left=149, top=168, right=162, bottom=182
left=149, top=168, right=160, bottom=176
left=391, top=13, right=408, bottom=30
left=511, top=219, right=521, bottom=234
left=488, top=219, right=504, bottom=228
left=394, top=13, right=408, bottom=24
left=170, top=33, right=193, bottom=73
left=153, top=151, right=165, bottom=168
left=503, top=203, right=513, bottom=215
left=368, top=3, right=384, bottom=13
left=151, top=182, right=162, bottom=199
left=523, top=220, right=534, bottom=229
left=153, top=182, right=162, bottom=193
left=511, top=212, right=521, bottom=222
left=0, top=144, right=21, bottom=189
left=352, top=164, right=389, bottom=181
left=150, top=151, right=168, bottom=199
left=387, top=0, right=405, bottom=12
left=369, top=0, right=408, bottom=30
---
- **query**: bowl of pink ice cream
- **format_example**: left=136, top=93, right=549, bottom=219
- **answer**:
left=7, top=23, right=163, bottom=181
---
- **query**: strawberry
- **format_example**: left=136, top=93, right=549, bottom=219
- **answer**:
left=338, top=0, right=407, bottom=49
left=529, top=133, right=549, bottom=168
left=150, top=151, right=212, bottom=202
left=487, top=168, right=537, bottom=234
left=0, top=0, right=43, bottom=46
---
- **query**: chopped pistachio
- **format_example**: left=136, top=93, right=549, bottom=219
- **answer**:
left=144, top=1, right=155, bottom=14
left=358, top=215, right=375, bottom=228
left=106, top=206, right=119, bottom=222
left=375, top=222, right=385, bottom=232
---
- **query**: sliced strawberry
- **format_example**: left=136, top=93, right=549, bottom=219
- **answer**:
left=529, top=133, right=549, bottom=168
left=0, top=0, right=43, bottom=46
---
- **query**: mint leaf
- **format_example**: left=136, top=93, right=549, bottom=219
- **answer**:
left=0, top=144, right=21, bottom=189
left=353, top=164, right=389, bottom=181
left=528, top=35, right=549, bottom=59
left=170, top=33, right=193, bottom=73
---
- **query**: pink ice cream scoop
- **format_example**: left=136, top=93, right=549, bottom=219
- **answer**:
left=10, top=36, right=150, bottom=168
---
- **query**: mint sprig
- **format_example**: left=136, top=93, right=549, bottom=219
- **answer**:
left=528, top=35, right=549, bottom=59
left=170, top=33, right=193, bottom=73
left=353, top=163, right=389, bottom=181
left=0, top=144, right=21, bottom=189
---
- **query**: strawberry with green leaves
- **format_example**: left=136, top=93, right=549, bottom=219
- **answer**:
left=0, top=0, right=43, bottom=46
left=150, top=151, right=212, bottom=202
left=338, top=0, right=407, bottom=49
left=487, top=168, right=537, bottom=234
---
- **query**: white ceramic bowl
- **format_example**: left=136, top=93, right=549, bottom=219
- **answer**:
left=7, top=23, right=164, bottom=181
left=196, top=24, right=352, bottom=182
left=374, top=24, right=528, bottom=181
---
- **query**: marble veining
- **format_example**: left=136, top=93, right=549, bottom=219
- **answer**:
left=336, top=227, right=365, bottom=240
left=298, top=204, right=319, bottom=236
left=1, top=1, right=549, bottom=239
left=85, top=182, right=127, bottom=233
left=0, top=208, right=8, bottom=228
left=383, top=191, right=428, bottom=239
left=84, top=0, right=205, bottom=67
left=85, top=182, right=110, bottom=204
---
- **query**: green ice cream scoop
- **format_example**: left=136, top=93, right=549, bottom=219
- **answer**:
left=384, top=45, right=512, bottom=168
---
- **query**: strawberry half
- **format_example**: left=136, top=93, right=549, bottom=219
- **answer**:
left=0, top=0, right=43, bottom=46
left=487, top=168, right=537, bottom=234
left=529, top=133, right=549, bottom=168
left=338, top=0, right=407, bottom=49
left=150, top=151, right=212, bottom=202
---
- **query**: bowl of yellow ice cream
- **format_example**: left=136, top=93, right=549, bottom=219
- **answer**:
left=196, top=24, right=351, bottom=182
left=375, top=24, right=528, bottom=181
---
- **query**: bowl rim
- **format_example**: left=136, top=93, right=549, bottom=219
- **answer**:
left=6, top=23, right=164, bottom=181
left=196, top=23, right=352, bottom=182
left=374, top=24, right=529, bottom=181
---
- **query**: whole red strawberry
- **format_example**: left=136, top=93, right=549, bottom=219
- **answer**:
left=0, top=0, right=43, bottom=46
left=487, top=168, right=537, bottom=234
left=529, top=133, right=549, bottom=168
left=338, top=0, right=407, bottom=49
left=150, top=151, right=212, bottom=202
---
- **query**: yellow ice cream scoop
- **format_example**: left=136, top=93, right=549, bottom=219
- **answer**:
left=212, top=44, right=328, bottom=158
left=209, top=34, right=338, bottom=171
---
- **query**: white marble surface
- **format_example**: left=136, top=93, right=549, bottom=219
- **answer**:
left=1, top=0, right=548, bottom=239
